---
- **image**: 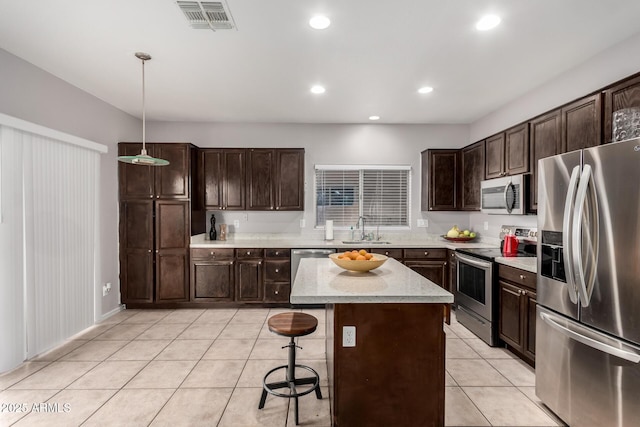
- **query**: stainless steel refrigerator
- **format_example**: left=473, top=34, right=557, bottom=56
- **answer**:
left=536, top=136, right=640, bottom=427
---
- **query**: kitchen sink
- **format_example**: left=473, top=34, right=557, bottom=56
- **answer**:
left=342, top=240, right=392, bottom=245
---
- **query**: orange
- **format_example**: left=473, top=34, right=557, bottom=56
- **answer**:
left=364, top=253, right=373, bottom=260
left=358, top=249, right=367, bottom=256
left=355, top=255, right=367, bottom=260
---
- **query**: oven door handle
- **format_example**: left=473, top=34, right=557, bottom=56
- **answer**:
left=456, top=253, right=492, bottom=269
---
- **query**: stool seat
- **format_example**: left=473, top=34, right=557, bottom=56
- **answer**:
left=268, top=312, right=318, bottom=337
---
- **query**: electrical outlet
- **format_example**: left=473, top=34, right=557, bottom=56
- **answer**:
left=234, top=219, right=240, bottom=228
left=484, top=221, right=489, bottom=231
left=300, top=219, right=306, bottom=228
left=343, top=326, right=356, bottom=347
left=102, top=282, right=111, bottom=297
left=417, top=219, right=428, bottom=228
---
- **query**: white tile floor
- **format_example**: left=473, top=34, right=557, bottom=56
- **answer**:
left=0, top=308, right=565, bottom=426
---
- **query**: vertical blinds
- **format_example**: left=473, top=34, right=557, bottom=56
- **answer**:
left=315, top=166, right=410, bottom=228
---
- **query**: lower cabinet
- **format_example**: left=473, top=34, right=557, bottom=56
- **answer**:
left=447, top=249, right=457, bottom=295
left=190, top=248, right=291, bottom=305
left=403, top=248, right=448, bottom=287
left=498, top=264, right=537, bottom=365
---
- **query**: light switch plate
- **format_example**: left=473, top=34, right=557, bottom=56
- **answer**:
left=300, top=219, right=306, bottom=228
left=233, top=219, right=240, bottom=228
left=417, top=219, right=428, bottom=228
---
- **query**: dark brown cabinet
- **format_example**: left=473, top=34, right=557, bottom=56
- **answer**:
left=191, top=249, right=235, bottom=302
left=422, top=149, right=460, bottom=211
left=505, top=123, right=530, bottom=176
left=604, top=74, right=640, bottom=143
left=447, top=249, right=457, bottom=295
left=498, top=265, right=537, bottom=366
left=200, top=148, right=246, bottom=210
left=247, top=148, right=305, bottom=211
left=263, top=249, right=291, bottom=302
left=484, top=134, right=505, bottom=179
left=118, top=143, right=204, bottom=306
left=562, top=93, right=602, bottom=152
left=529, top=109, right=562, bottom=212
left=235, top=249, right=263, bottom=302
left=403, top=249, right=447, bottom=288
left=460, top=141, right=485, bottom=210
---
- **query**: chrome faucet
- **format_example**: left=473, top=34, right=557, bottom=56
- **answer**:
left=357, top=216, right=367, bottom=241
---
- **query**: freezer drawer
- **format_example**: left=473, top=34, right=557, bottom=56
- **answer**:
left=536, top=306, right=640, bottom=427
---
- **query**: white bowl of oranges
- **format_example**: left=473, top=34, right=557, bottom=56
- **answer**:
left=329, top=250, right=388, bottom=272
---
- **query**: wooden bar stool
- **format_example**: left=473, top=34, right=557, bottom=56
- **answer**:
left=258, top=312, right=322, bottom=425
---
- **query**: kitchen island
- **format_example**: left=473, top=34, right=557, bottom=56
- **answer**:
left=291, top=257, right=453, bottom=427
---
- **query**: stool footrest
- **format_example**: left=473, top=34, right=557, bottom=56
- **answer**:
left=261, top=364, right=321, bottom=400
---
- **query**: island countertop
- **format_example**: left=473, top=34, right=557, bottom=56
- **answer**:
left=290, top=257, right=454, bottom=304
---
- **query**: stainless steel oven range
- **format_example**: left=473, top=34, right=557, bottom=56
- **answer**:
left=455, top=225, right=537, bottom=346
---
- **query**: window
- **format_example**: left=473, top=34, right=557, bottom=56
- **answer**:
left=315, top=165, right=410, bottom=228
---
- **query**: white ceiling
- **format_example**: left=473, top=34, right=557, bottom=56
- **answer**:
left=1, top=0, right=640, bottom=124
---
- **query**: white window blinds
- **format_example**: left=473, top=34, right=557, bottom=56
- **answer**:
left=315, top=165, right=410, bottom=228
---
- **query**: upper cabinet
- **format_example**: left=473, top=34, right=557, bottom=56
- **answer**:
left=201, top=148, right=304, bottom=212
left=119, top=143, right=192, bottom=200
left=422, top=149, right=459, bottom=211
left=604, top=74, right=640, bottom=143
left=484, top=124, right=529, bottom=179
left=460, top=141, right=485, bottom=211
left=562, top=93, right=602, bottom=152
left=529, top=109, right=562, bottom=212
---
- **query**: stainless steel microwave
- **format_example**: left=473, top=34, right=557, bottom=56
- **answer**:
left=480, top=174, right=526, bottom=215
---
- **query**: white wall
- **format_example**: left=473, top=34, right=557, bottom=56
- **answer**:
left=146, top=122, right=471, bottom=239
left=0, top=48, right=140, bottom=318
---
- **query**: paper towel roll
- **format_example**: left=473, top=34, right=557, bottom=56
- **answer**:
left=325, top=220, right=334, bottom=241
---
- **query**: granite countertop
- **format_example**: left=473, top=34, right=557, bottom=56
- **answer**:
left=290, top=257, right=454, bottom=304
left=495, top=257, right=537, bottom=274
left=190, top=233, right=497, bottom=251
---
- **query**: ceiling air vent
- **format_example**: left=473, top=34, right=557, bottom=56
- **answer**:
left=176, top=1, right=236, bottom=31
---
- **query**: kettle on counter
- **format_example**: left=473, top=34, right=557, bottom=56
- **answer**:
left=503, top=234, right=519, bottom=257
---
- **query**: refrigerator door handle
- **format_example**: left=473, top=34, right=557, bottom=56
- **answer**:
left=540, top=311, right=640, bottom=363
left=572, top=164, right=599, bottom=307
left=562, top=165, right=580, bottom=304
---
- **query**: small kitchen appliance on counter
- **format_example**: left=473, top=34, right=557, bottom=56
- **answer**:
left=454, top=225, right=537, bottom=346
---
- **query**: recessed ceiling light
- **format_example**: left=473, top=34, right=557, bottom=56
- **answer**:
left=418, top=86, right=434, bottom=94
left=476, top=14, right=501, bottom=31
left=309, top=15, right=331, bottom=30
left=310, top=85, right=326, bottom=94
left=369, top=116, right=380, bottom=121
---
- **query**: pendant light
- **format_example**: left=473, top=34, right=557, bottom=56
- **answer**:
left=117, top=52, right=169, bottom=166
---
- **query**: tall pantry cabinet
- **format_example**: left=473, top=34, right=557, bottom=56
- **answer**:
left=118, top=143, right=205, bottom=306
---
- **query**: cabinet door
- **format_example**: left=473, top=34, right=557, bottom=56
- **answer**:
left=498, top=280, right=523, bottom=351
left=404, top=261, right=446, bottom=288
left=505, top=123, right=529, bottom=175
left=236, top=259, right=263, bottom=301
left=154, top=144, right=190, bottom=199
left=264, top=260, right=290, bottom=283
left=604, top=74, right=640, bottom=143
left=119, top=200, right=154, bottom=303
left=191, top=260, right=235, bottom=301
left=460, top=141, right=485, bottom=211
left=201, top=149, right=223, bottom=209
left=247, top=149, right=275, bottom=210
left=529, top=109, right=562, bottom=212
left=524, top=289, right=537, bottom=361
left=423, top=149, right=459, bottom=211
left=275, top=149, right=304, bottom=211
left=155, top=200, right=190, bottom=302
left=223, top=149, right=246, bottom=210
left=562, top=93, right=602, bottom=153
left=485, top=133, right=505, bottom=179
left=118, top=143, right=154, bottom=200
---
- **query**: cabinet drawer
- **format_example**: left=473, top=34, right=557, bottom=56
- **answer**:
left=191, top=248, right=234, bottom=260
left=499, top=264, right=536, bottom=290
left=369, top=248, right=403, bottom=259
left=264, top=260, right=291, bottom=283
left=403, top=248, right=446, bottom=260
left=235, top=248, right=264, bottom=258
left=265, top=283, right=290, bottom=302
left=265, top=248, right=290, bottom=259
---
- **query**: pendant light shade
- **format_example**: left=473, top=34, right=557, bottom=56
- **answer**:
left=118, top=52, right=169, bottom=166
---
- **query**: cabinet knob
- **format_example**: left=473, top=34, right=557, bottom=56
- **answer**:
left=275, top=269, right=279, bottom=273
left=155, top=250, right=159, bottom=253
left=275, top=251, right=279, bottom=255
left=519, top=274, right=525, bottom=280
left=148, top=250, right=152, bottom=253
left=258, top=261, right=262, bottom=265
left=385, top=251, right=390, bottom=256
left=275, top=207, right=279, bottom=210
left=210, top=251, right=214, bottom=255
left=149, top=195, right=153, bottom=199
left=424, top=251, right=429, bottom=256
left=444, top=262, right=447, bottom=266
left=274, top=290, right=279, bottom=295
left=246, top=251, right=251, bottom=255
left=522, top=290, right=527, bottom=296
left=429, top=207, right=433, bottom=211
